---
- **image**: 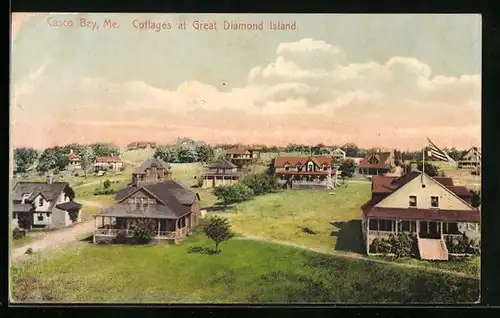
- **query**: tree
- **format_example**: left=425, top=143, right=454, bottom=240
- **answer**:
left=89, top=143, right=120, bottom=157
left=103, top=179, right=112, bottom=189
left=37, top=146, right=69, bottom=172
left=470, top=190, right=481, bottom=208
left=196, top=144, right=215, bottom=163
left=14, top=148, right=39, bottom=173
left=203, top=216, right=234, bottom=254
left=154, top=146, right=178, bottom=163
left=416, top=162, right=442, bottom=177
left=79, top=146, right=95, bottom=178
left=339, top=158, right=357, bottom=178
left=341, top=143, right=360, bottom=158
left=213, top=184, right=253, bottom=206
left=176, top=143, right=199, bottom=163
left=242, top=173, right=280, bottom=196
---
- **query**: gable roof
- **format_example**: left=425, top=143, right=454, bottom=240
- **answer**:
left=133, top=157, right=171, bottom=174
left=274, top=155, right=333, bottom=168
left=226, top=145, right=251, bottom=155
left=13, top=181, right=68, bottom=202
left=207, top=158, right=237, bottom=169
left=68, top=153, right=80, bottom=160
left=115, top=180, right=199, bottom=207
left=95, top=156, right=122, bottom=163
left=359, top=152, right=392, bottom=169
left=371, top=172, right=473, bottom=199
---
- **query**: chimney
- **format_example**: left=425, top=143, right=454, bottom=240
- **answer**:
left=69, top=149, right=73, bottom=154
left=46, top=174, right=53, bottom=184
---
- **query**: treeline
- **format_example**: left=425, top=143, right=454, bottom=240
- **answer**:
left=154, top=138, right=216, bottom=164
left=14, top=143, right=120, bottom=174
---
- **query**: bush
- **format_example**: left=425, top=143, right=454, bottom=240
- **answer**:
left=370, top=234, right=415, bottom=258
left=94, top=188, right=116, bottom=195
left=68, top=210, right=79, bottom=223
left=103, top=179, right=112, bottom=189
left=112, top=230, right=129, bottom=244
left=445, top=233, right=479, bottom=255
left=242, top=173, right=280, bottom=196
left=25, top=248, right=33, bottom=255
left=301, top=226, right=318, bottom=235
left=131, top=219, right=156, bottom=244
left=13, top=228, right=26, bottom=240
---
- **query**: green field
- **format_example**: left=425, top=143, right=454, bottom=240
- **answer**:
left=10, top=230, right=479, bottom=303
left=121, top=148, right=155, bottom=164
left=214, top=183, right=370, bottom=253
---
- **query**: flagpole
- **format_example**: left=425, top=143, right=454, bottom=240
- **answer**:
left=421, top=146, right=425, bottom=183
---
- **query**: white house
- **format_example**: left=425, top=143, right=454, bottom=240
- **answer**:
left=458, top=147, right=481, bottom=170
left=94, top=156, right=123, bottom=171
left=12, top=175, right=82, bottom=230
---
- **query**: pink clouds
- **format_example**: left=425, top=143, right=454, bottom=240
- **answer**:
left=10, top=38, right=481, bottom=150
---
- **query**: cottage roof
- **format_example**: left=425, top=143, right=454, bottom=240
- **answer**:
left=207, top=158, right=237, bottom=169
left=56, top=201, right=82, bottom=211
left=96, top=203, right=187, bottom=219
left=362, top=206, right=480, bottom=222
left=13, top=181, right=68, bottom=202
left=358, top=152, right=393, bottom=169
left=95, top=156, right=122, bottom=163
left=113, top=180, right=199, bottom=218
left=13, top=203, right=34, bottom=213
left=133, top=158, right=171, bottom=174
left=68, top=153, right=80, bottom=160
left=274, top=155, right=333, bottom=168
left=227, top=145, right=251, bottom=155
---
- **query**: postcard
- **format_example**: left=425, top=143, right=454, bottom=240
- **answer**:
left=10, top=13, right=481, bottom=304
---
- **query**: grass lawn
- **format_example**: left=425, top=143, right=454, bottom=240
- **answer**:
left=11, top=235, right=37, bottom=248
left=10, top=230, right=479, bottom=303
left=121, top=148, right=155, bottom=164
left=370, top=255, right=480, bottom=278
left=212, top=182, right=371, bottom=254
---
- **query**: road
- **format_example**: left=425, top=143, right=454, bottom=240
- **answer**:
left=11, top=200, right=105, bottom=262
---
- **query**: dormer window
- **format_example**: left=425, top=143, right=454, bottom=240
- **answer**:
left=38, top=197, right=44, bottom=207
left=368, top=156, right=379, bottom=165
left=322, top=164, right=328, bottom=171
left=431, top=196, right=439, bottom=208
left=296, top=164, right=301, bottom=171
left=22, top=193, right=29, bottom=204
left=409, top=195, right=417, bottom=207
left=284, top=164, right=290, bottom=171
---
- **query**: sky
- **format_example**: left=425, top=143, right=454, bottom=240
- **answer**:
left=11, top=13, right=481, bottom=150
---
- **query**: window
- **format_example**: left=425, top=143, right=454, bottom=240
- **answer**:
left=431, top=196, right=439, bottom=208
left=38, top=197, right=44, bottom=207
left=13, top=213, right=17, bottom=220
left=22, top=194, right=29, bottom=204
left=46, top=213, right=50, bottom=217
left=443, top=222, right=460, bottom=234
left=284, top=165, right=290, bottom=171
left=128, top=198, right=134, bottom=204
left=148, top=199, right=156, bottom=204
left=136, top=201, right=141, bottom=209
left=369, top=219, right=378, bottom=230
left=38, top=214, right=44, bottom=221
left=378, top=219, right=393, bottom=231
left=409, top=196, right=417, bottom=207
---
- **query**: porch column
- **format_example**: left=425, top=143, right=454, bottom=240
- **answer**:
left=157, top=219, right=161, bottom=237
left=92, top=216, right=96, bottom=243
left=366, top=218, right=370, bottom=255
left=416, top=221, right=420, bottom=238
left=395, top=220, right=398, bottom=234
left=440, top=222, right=444, bottom=239
left=101, top=216, right=104, bottom=228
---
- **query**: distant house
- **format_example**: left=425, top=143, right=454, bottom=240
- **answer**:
left=92, top=157, right=201, bottom=244
left=331, top=148, right=346, bottom=162
left=12, top=175, right=82, bottom=230
left=358, top=151, right=395, bottom=176
left=127, top=142, right=157, bottom=150
left=458, top=147, right=481, bottom=170
left=200, top=158, right=243, bottom=188
left=94, top=156, right=123, bottom=172
left=67, top=150, right=81, bottom=170
left=361, top=169, right=479, bottom=261
left=274, top=155, right=335, bottom=189
left=225, top=145, right=261, bottom=167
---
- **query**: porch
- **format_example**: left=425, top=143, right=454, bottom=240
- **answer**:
left=92, top=215, right=191, bottom=244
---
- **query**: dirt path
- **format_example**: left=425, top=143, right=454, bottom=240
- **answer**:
left=235, top=233, right=479, bottom=280
left=11, top=199, right=105, bottom=263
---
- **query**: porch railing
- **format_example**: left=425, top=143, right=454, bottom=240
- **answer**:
left=94, top=228, right=178, bottom=239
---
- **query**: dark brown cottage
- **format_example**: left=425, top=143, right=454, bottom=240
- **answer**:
left=200, top=158, right=243, bottom=188
left=92, top=157, right=201, bottom=244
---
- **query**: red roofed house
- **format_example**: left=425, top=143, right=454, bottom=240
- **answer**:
left=67, top=150, right=81, bottom=170
left=361, top=169, right=480, bottom=260
left=274, top=155, right=335, bottom=189
left=225, top=144, right=261, bottom=167
left=358, top=151, right=395, bottom=176
left=94, top=156, right=123, bottom=172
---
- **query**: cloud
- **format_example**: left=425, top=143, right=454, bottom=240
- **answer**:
left=11, top=38, right=480, bottom=149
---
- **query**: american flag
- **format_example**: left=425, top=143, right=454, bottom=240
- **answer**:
left=427, top=137, right=457, bottom=167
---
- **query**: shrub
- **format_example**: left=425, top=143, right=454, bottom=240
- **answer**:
left=445, top=233, right=480, bottom=255
left=131, top=219, right=156, bottom=244
left=112, top=230, right=128, bottom=244
left=74, top=172, right=80, bottom=177
left=119, top=166, right=125, bottom=171
left=301, top=226, right=318, bottom=235
left=103, top=179, right=112, bottom=189
left=94, top=188, right=116, bottom=195
left=68, top=210, right=79, bottom=223
left=25, top=248, right=33, bottom=255
left=387, top=233, right=413, bottom=258
left=13, top=228, right=26, bottom=240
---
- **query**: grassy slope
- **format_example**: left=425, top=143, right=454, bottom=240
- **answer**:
left=216, top=183, right=370, bottom=254
left=10, top=231, right=479, bottom=303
